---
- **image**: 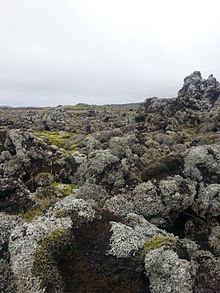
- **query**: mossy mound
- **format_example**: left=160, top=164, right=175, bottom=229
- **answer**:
left=20, top=183, right=77, bottom=222
left=32, top=229, right=73, bottom=293
left=33, top=131, right=77, bottom=148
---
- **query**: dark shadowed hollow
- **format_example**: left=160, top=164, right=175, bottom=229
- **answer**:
left=32, top=211, right=150, bottom=293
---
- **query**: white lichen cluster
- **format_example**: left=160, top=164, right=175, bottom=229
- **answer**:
left=107, top=213, right=169, bottom=258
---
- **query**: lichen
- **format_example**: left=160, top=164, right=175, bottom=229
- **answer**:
left=209, top=226, right=220, bottom=254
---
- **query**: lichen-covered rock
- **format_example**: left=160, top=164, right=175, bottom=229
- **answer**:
left=50, top=196, right=96, bottom=222
left=178, top=71, right=220, bottom=107
left=75, top=183, right=110, bottom=207
left=192, top=250, right=220, bottom=293
left=0, top=177, right=32, bottom=212
left=9, top=197, right=96, bottom=293
left=130, top=177, right=196, bottom=226
left=77, top=149, right=120, bottom=181
left=145, top=247, right=193, bottom=293
left=103, top=193, right=134, bottom=216
left=132, top=181, right=167, bottom=220
left=108, top=134, right=141, bottom=158
left=108, top=213, right=170, bottom=258
left=0, top=213, right=21, bottom=293
left=159, top=175, right=197, bottom=212
left=209, top=225, right=220, bottom=255
left=193, top=183, right=220, bottom=218
left=9, top=216, right=72, bottom=293
left=183, top=144, right=220, bottom=183
left=76, top=149, right=128, bottom=191
left=137, top=71, right=220, bottom=131
left=93, top=128, right=124, bottom=143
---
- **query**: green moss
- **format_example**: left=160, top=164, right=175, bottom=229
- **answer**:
left=25, top=172, right=53, bottom=189
left=53, top=210, right=66, bottom=218
left=46, top=228, right=63, bottom=240
left=33, top=131, right=77, bottom=148
left=20, top=208, right=43, bottom=223
left=34, top=172, right=53, bottom=180
left=134, top=172, right=143, bottom=183
left=68, top=143, right=78, bottom=151
left=20, top=183, right=76, bottom=222
left=36, top=182, right=76, bottom=199
left=32, top=229, right=72, bottom=292
left=50, top=182, right=77, bottom=197
left=139, top=235, right=176, bottom=260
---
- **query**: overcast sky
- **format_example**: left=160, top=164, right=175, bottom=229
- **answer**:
left=0, top=0, right=220, bottom=106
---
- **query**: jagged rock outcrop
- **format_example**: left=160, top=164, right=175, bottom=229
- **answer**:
left=178, top=71, right=220, bottom=107
left=137, top=71, right=220, bottom=131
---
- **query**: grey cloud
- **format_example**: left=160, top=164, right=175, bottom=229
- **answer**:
left=0, top=0, right=220, bottom=106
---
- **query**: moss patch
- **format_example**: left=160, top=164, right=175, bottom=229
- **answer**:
left=20, top=183, right=76, bottom=222
left=50, top=182, right=77, bottom=197
left=32, top=229, right=73, bottom=293
left=19, top=207, right=43, bottom=223
left=33, top=131, right=77, bottom=148
left=53, top=210, right=66, bottom=218
left=25, top=172, right=54, bottom=192
left=139, top=235, right=176, bottom=260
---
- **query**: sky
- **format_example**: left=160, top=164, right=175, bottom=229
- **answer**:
left=0, top=0, right=220, bottom=107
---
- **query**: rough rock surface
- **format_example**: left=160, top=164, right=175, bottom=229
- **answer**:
left=0, top=72, right=220, bottom=292
left=145, top=247, right=193, bottom=293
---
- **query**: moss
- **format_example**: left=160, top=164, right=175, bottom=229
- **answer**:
left=68, top=143, right=78, bottom=152
left=50, top=182, right=77, bottom=197
left=53, top=210, right=66, bottom=218
left=36, top=182, right=76, bottom=199
left=34, top=172, right=53, bottom=180
left=25, top=172, right=54, bottom=191
left=19, top=208, right=43, bottom=223
left=33, top=131, right=77, bottom=148
left=46, top=228, right=63, bottom=240
left=138, top=235, right=176, bottom=260
left=21, top=183, right=77, bottom=222
left=134, top=172, right=143, bottom=183
left=32, top=229, right=73, bottom=293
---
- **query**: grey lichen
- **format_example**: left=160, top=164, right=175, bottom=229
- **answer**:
left=107, top=213, right=171, bottom=258
left=145, top=247, right=193, bottom=293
